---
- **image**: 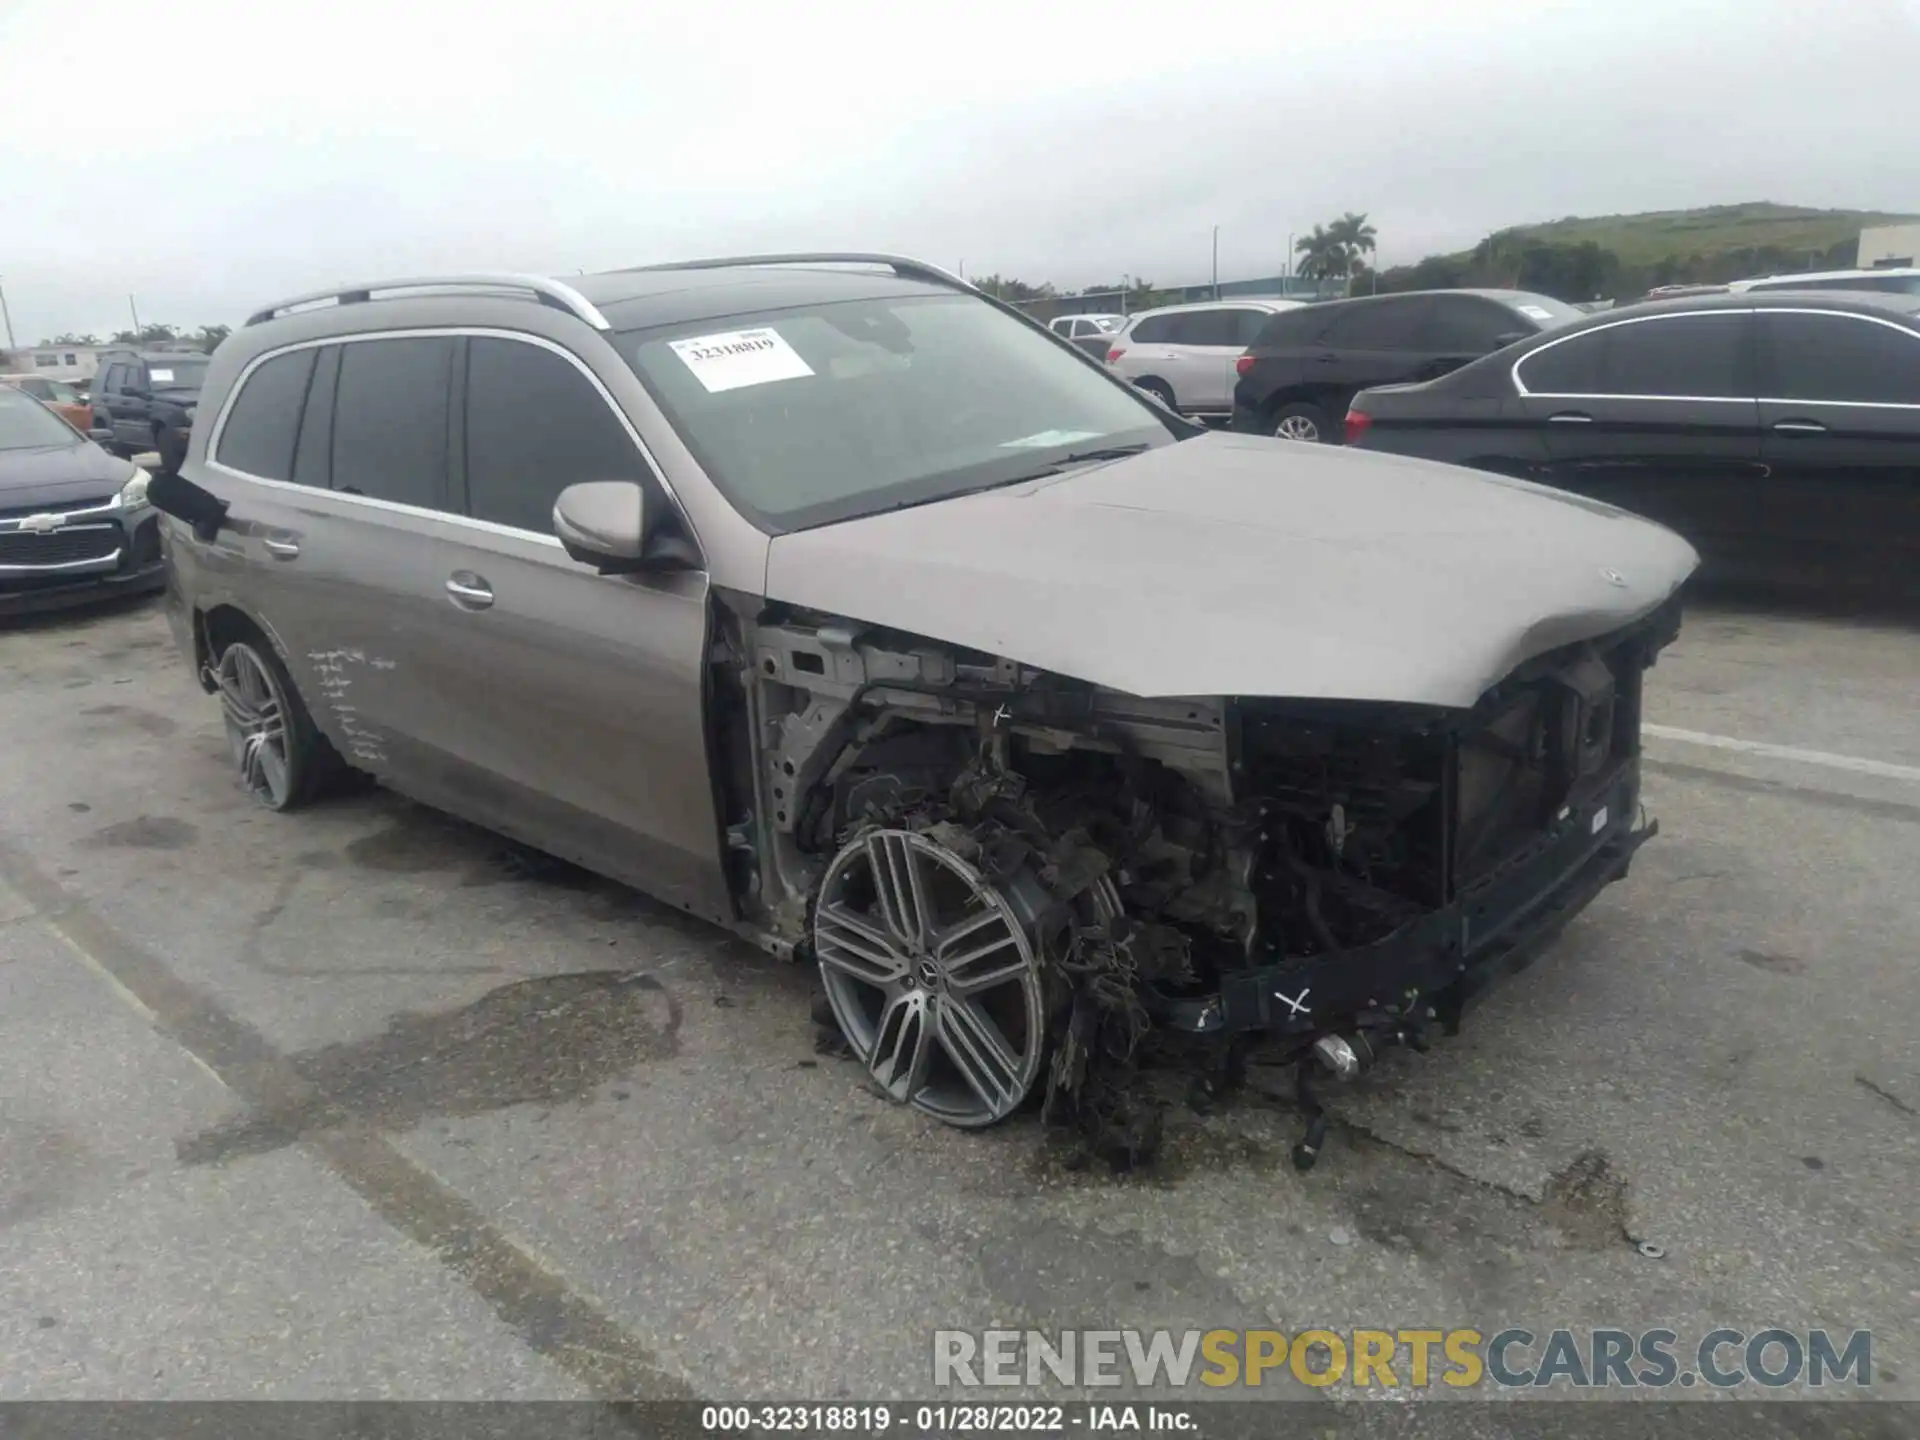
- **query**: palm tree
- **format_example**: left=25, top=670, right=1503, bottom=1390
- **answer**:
left=1293, top=226, right=1351, bottom=281
left=1329, top=212, right=1378, bottom=268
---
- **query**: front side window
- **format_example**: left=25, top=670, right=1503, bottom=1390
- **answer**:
left=464, top=338, right=648, bottom=533
left=1419, top=296, right=1524, bottom=353
left=0, top=385, right=82, bottom=449
left=215, top=348, right=318, bottom=481
left=1519, top=313, right=1749, bottom=398
left=17, top=377, right=54, bottom=399
left=1761, top=313, right=1920, bottom=404
left=330, top=337, right=454, bottom=508
left=622, top=291, right=1174, bottom=531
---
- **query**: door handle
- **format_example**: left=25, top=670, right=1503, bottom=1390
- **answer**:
left=1771, top=419, right=1828, bottom=434
left=444, top=573, right=494, bottom=610
left=261, top=536, right=301, bottom=559
left=1548, top=411, right=1594, bottom=424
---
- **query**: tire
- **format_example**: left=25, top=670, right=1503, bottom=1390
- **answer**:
left=1271, top=401, right=1335, bottom=444
left=1134, top=378, right=1177, bottom=410
left=210, top=634, right=344, bottom=811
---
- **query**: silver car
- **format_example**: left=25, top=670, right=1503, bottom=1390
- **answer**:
left=148, top=254, right=1697, bottom=1163
left=1106, top=299, right=1307, bottom=419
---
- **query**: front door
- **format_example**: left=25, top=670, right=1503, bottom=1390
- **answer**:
left=1515, top=310, right=1764, bottom=566
left=407, top=334, right=729, bottom=921
left=1754, top=308, right=1920, bottom=600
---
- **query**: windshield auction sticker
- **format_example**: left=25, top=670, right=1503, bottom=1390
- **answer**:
left=669, top=328, right=814, bottom=393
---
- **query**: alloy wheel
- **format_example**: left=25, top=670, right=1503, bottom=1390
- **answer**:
left=215, top=642, right=295, bottom=809
left=1274, top=413, right=1321, bottom=442
left=814, top=828, right=1046, bottom=1127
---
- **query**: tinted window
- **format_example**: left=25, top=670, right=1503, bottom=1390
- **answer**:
left=99, top=364, right=126, bottom=394
left=1250, top=307, right=1333, bottom=349
left=1233, top=309, right=1276, bottom=345
left=215, top=348, right=317, bottom=481
left=1176, top=309, right=1243, bottom=346
left=1418, top=296, right=1524, bottom=352
left=1520, top=314, right=1748, bottom=398
left=1762, top=313, right=1920, bottom=404
left=331, top=337, right=454, bottom=508
left=1049, top=318, right=1072, bottom=335
left=1318, top=298, right=1425, bottom=349
left=465, top=339, right=646, bottom=533
left=1129, top=314, right=1175, bottom=343
left=292, top=347, right=339, bottom=488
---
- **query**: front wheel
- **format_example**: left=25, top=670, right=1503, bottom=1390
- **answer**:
left=1271, top=401, right=1335, bottom=443
left=212, top=638, right=341, bottom=811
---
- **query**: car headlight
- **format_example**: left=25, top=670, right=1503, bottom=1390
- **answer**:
left=117, top=466, right=150, bottom=509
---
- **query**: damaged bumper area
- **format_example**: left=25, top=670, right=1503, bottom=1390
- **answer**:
left=726, top=593, right=1684, bottom=1166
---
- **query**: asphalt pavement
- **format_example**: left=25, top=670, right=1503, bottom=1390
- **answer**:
left=0, top=591, right=1915, bottom=1410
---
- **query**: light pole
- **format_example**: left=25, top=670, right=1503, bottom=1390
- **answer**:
left=128, top=294, right=141, bottom=335
left=0, top=276, right=15, bottom=350
left=1121, top=272, right=1131, bottom=316
left=1211, top=225, right=1220, bottom=299
left=1285, top=233, right=1295, bottom=287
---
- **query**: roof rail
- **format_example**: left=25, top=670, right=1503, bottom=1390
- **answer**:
left=617, top=252, right=973, bottom=294
left=244, top=274, right=612, bottom=330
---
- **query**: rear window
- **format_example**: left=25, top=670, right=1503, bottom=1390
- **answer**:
left=621, top=291, right=1172, bottom=531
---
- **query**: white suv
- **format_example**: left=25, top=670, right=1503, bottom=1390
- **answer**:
left=1105, top=299, right=1306, bottom=419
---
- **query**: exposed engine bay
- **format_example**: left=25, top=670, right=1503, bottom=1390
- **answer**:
left=710, top=593, right=1682, bottom=1169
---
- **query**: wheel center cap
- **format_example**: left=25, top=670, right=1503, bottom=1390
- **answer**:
left=916, top=959, right=942, bottom=990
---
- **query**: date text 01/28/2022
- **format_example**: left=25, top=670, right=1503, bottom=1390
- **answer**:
left=700, top=1404, right=1197, bottom=1432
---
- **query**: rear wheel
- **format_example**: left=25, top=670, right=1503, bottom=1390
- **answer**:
left=211, top=637, right=341, bottom=811
left=1271, top=401, right=1334, bottom=443
left=1134, top=378, right=1177, bottom=411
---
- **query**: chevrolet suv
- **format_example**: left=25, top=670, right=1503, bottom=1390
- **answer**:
left=147, top=256, right=1694, bottom=1163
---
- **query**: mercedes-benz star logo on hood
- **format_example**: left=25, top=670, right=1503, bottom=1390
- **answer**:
left=1599, top=567, right=1628, bottom=587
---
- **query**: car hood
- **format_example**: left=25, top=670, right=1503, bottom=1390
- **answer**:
left=0, top=440, right=132, bottom=511
left=762, top=431, right=1700, bottom=709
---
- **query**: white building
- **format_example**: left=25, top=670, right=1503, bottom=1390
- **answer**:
left=1857, top=223, right=1920, bottom=269
left=0, top=343, right=111, bottom=383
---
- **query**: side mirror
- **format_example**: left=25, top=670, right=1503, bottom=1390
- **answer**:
left=554, top=481, right=649, bottom=572
left=146, top=469, right=230, bottom=542
left=1489, top=332, right=1528, bottom=352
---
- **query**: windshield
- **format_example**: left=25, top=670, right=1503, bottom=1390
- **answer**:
left=1502, top=293, right=1586, bottom=328
left=0, top=384, right=84, bottom=449
left=145, top=358, right=208, bottom=388
left=620, top=292, right=1178, bottom=531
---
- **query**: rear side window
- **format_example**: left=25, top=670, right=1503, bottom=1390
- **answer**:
left=1518, top=314, right=1749, bottom=398
left=463, top=338, right=647, bottom=533
left=1317, top=298, right=1427, bottom=349
left=1173, top=309, right=1241, bottom=346
left=215, top=348, right=317, bottom=481
left=330, top=337, right=455, bottom=508
left=1761, top=313, right=1920, bottom=404
left=1417, top=296, right=1524, bottom=353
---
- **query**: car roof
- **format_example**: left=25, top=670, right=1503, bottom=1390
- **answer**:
left=1729, top=266, right=1920, bottom=289
left=1510, top=289, right=1920, bottom=341
left=574, top=264, right=953, bottom=331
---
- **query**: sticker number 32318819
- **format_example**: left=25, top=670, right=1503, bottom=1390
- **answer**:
left=669, top=328, right=815, bottom=393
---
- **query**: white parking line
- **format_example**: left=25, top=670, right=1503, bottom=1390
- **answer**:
left=1644, top=724, right=1920, bottom=784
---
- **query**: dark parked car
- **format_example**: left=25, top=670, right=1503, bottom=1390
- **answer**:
left=0, top=384, right=165, bottom=615
left=1343, top=291, right=1920, bottom=603
left=90, top=347, right=210, bottom=475
left=1231, top=289, right=1583, bottom=442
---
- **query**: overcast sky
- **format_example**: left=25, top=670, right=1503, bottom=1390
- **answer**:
left=3, top=0, right=1917, bottom=342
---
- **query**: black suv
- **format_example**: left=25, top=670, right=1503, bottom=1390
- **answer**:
left=1230, top=289, right=1583, bottom=442
left=90, top=348, right=211, bottom=475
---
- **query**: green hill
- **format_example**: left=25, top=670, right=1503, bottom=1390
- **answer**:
left=1496, top=202, right=1918, bottom=268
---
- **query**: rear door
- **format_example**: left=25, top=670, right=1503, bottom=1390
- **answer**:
left=405, top=333, right=728, bottom=916
left=1517, top=310, right=1763, bottom=562
left=204, top=335, right=460, bottom=781
left=1123, top=312, right=1209, bottom=407
left=1755, top=308, right=1920, bottom=599
left=1166, top=307, right=1257, bottom=411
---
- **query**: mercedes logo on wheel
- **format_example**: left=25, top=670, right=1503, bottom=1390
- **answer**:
left=1599, top=567, right=1628, bottom=587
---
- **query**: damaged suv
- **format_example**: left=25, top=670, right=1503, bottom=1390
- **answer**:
left=148, top=256, right=1697, bottom=1163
